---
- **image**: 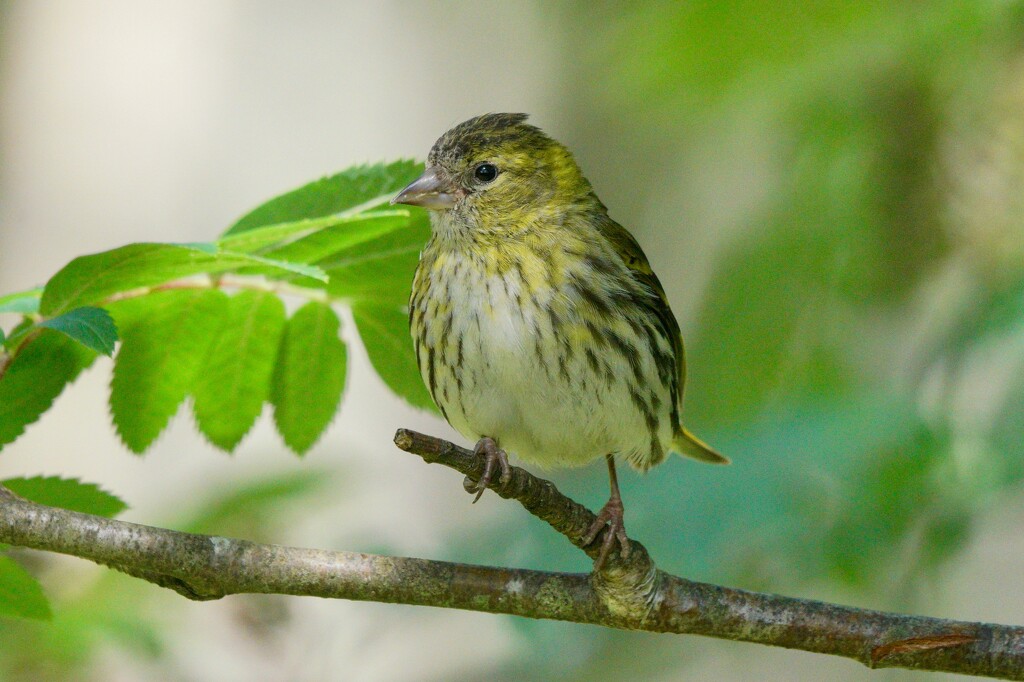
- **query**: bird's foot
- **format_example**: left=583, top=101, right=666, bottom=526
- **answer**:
left=581, top=495, right=631, bottom=571
left=468, top=437, right=512, bottom=503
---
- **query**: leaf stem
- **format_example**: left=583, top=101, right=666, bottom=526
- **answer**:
left=100, top=275, right=332, bottom=306
left=0, top=328, right=43, bottom=382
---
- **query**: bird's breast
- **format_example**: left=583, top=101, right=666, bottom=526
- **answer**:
left=410, top=240, right=677, bottom=470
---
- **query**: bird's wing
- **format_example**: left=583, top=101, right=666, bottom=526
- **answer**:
left=595, top=214, right=687, bottom=403
left=596, top=215, right=729, bottom=463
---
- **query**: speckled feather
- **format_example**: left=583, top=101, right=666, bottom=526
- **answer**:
left=408, top=113, right=726, bottom=471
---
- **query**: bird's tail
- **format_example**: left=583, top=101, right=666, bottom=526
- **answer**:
left=672, top=428, right=730, bottom=464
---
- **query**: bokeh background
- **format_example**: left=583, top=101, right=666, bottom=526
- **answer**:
left=2, top=2, right=1024, bottom=680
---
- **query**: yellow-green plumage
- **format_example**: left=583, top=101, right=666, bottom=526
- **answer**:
left=395, top=113, right=726, bottom=567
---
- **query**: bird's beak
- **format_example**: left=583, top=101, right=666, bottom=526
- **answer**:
left=390, top=167, right=457, bottom=210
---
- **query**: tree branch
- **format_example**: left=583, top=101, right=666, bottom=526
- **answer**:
left=0, top=430, right=1020, bottom=679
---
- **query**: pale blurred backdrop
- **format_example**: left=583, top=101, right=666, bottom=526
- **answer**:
left=2, top=2, right=1024, bottom=681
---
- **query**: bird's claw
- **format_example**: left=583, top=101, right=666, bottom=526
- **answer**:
left=582, top=496, right=631, bottom=571
left=468, top=437, right=511, bottom=503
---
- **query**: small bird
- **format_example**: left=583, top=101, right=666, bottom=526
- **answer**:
left=393, top=113, right=728, bottom=570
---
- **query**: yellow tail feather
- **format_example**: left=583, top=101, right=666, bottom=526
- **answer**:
left=673, top=428, right=730, bottom=464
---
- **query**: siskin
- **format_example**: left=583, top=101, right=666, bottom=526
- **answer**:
left=393, top=113, right=728, bottom=570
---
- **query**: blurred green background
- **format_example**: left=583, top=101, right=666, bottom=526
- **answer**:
left=2, top=1, right=1024, bottom=680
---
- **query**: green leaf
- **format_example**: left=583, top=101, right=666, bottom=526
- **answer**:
left=322, top=211, right=431, bottom=304
left=271, top=302, right=347, bottom=454
left=40, top=243, right=247, bottom=316
left=352, top=302, right=434, bottom=411
left=219, top=251, right=327, bottom=282
left=109, top=289, right=230, bottom=453
left=2, top=318, right=34, bottom=349
left=0, top=288, right=42, bottom=314
left=177, top=242, right=218, bottom=254
left=0, top=331, right=97, bottom=450
left=260, top=212, right=413, bottom=266
left=217, top=209, right=410, bottom=255
left=37, top=307, right=118, bottom=356
left=224, top=160, right=422, bottom=235
left=40, top=243, right=323, bottom=316
left=2, top=477, right=127, bottom=518
left=192, top=291, right=286, bottom=451
left=0, top=555, right=51, bottom=621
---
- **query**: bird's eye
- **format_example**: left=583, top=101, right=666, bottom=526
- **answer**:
left=474, top=163, right=498, bottom=183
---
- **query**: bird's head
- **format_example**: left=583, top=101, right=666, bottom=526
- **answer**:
left=392, top=113, right=595, bottom=237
